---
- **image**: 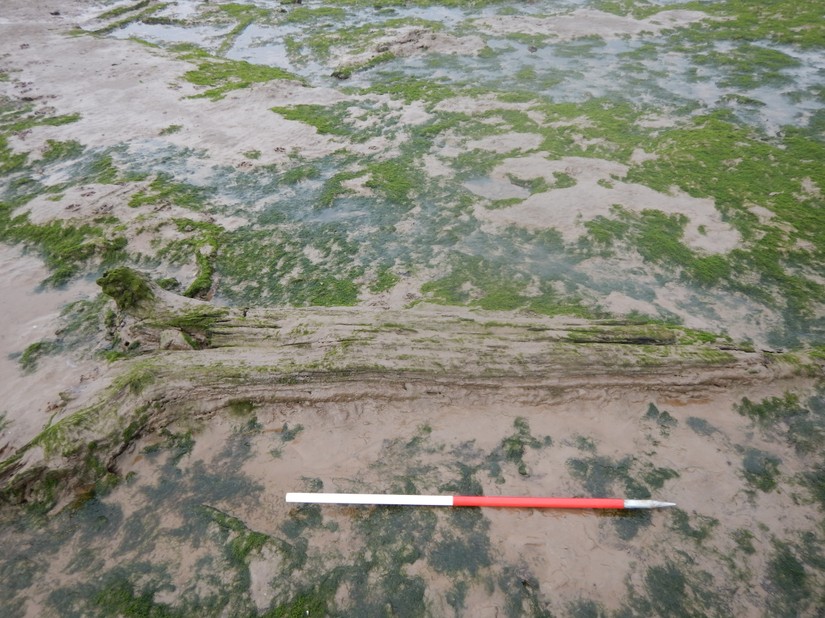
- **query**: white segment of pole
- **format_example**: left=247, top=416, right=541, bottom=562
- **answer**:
left=623, top=499, right=677, bottom=509
left=286, top=492, right=454, bottom=506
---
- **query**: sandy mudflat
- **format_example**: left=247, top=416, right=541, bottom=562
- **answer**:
left=0, top=1, right=823, bottom=616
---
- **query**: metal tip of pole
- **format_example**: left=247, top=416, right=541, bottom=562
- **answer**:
left=624, top=499, right=677, bottom=509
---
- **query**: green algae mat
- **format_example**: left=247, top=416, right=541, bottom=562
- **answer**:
left=1, top=0, right=824, bottom=615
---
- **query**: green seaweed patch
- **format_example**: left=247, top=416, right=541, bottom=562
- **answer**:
left=572, top=435, right=597, bottom=453
left=91, top=572, right=179, bottom=617
left=39, top=139, right=85, bottom=163
left=607, top=507, right=653, bottom=541
left=283, top=6, right=346, bottom=24
left=364, top=158, right=421, bottom=208
left=633, top=210, right=692, bottom=267
left=567, top=454, right=651, bottom=500
left=765, top=540, right=812, bottom=617
left=591, top=0, right=689, bottom=19
left=156, top=277, right=180, bottom=291
left=429, top=531, right=492, bottom=576
left=85, top=152, right=122, bottom=185
left=281, top=161, right=322, bottom=184
left=719, top=93, right=766, bottom=108
left=305, top=276, right=359, bottom=306
left=271, top=103, right=353, bottom=136
left=741, top=447, right=782, bottom=492
left=185, top=251, right=215, bottom=299
left=624, top=559, right=729, bottom=618
left=692, top=43, right=801, bottom=90
left=680, top=0, right=825, bottom=49
left=143, top=428, right=194, bottom=464
left=0, top=136, right=29, bottom=176
left=159, top=124, right=182, bottom=136
left=552, top=171, right=576, bottom=189
left=1, top=99, right=80, bottom=136
left=451, top=148, right=516, bottom=181
left=28, top=295, right=112, bottom=362
left=201, top=504, right=274, bottom=565
left=215, top=3, right=273, bottom=56
left=506, top=173, right=548, bottom=195
left=280, top=422, right=304, bottom=442
left=183, top=56, right=302, bottom=100
left=369, top=265, right=399, bottom=293
left=18, top=363, right=157, bottom=460
left=95, top=0, right=152, bottom=22
left=582, top=213, right=630, bottom=254
left=281, top=503, right=323, bottom=540
left=732, top=528, right=756, bottom=555
left=155, top=218, right=223, bottom=299
left=677, top=328, right=733, bottom=346
left=363, top=75, right=461, bottom=106
left=91, top=2, right=170, bottom=35
left=583, top=206, right=735, bottom=287
left=490, top=417, right=551, bottom=477
left=266, top=574, right=342, bottom=618
left=113, top=361, right=159, bottom=396
left=802, top=462, right=825, bottom=510
left=499, top=565, right=552, bottom=618
left=288, top=15, right=440, bottom=64
left=421, top=254, right=594, bottom=317
left=317, top=170, right=360, bottom=208
left=686, top=416, right=718, bottom=437
left=215, top=225, right=362, bottom=306
left=227, top=399, right=255, bottom=416
left=735, top=391, right=825, bottom=455
left=625, top=113, right=825, bottom=339
left=644, top=403, right=678, bottom=436
left=736, top=392, right=807, bottom=427
left=567, top=599, right=608, bottom=618
left=0, top=204, right=126, bottom=286
left=128, top=173, right=211, bottom=210
left=488, top=197, right=522, bottom=210
left=642, top=465, right=679, bottom=490
left=536, top=98, right=650, bottom=162
left=18, top=340, right=61, bottom=372
left=668, top=508, right=719, bottom=544
left=97, top=267, right=155, bottom=311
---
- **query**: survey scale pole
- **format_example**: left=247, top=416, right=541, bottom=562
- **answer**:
left=285, top=493, right=676, bottom=509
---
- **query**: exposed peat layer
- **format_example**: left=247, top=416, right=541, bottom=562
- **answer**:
left=1, top=0, right=825, bottom=615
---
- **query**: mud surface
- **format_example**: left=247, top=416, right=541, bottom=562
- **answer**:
left=1, top=0, right=824, bottom=616
left=3, top=378, right=825, bottom=616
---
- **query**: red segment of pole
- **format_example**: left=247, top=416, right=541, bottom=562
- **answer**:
left=452, top=496, right=625, bottom=509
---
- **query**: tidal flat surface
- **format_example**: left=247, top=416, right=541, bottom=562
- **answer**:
left=2, top=0, right=823, bottom=346
left=3, top=383, right=825, bottom=616
left=0, top=0, right=824, bottom=615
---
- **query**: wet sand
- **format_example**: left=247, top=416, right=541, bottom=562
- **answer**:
left=4, top=374, right=823, bottom=616
left=0, top=246, right=105, bottom=452
left=1, top=1, right=824, bottom=616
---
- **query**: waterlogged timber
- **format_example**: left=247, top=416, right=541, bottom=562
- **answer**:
left=1, top=0, right=824, bottom=615
left=1, top=273, right=824, bottom=615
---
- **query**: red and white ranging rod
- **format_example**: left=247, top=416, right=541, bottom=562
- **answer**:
left=285, top=493, right=676, bottom=509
